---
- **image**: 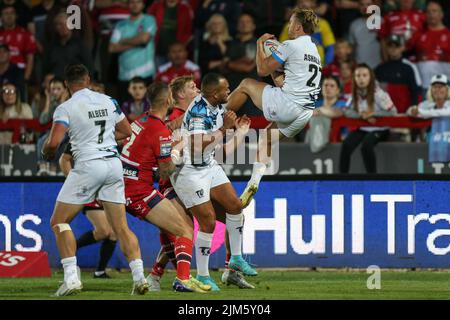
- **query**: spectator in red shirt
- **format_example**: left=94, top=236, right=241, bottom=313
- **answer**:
left=379, top=0, right=426, bottom=60
left=411, top=0, right=450, bottom=91
left=148, top=0, right=194, bottom=68
left=0, top=43, right=24, bottom=97
left=0, top=5, right=36, bottom=82
left=155, top=41, right=201, bottom=86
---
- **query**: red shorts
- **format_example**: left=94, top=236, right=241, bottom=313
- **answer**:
left=83, top=200, right=103, bottom=213
left=125, top=189, right=165, bottom=220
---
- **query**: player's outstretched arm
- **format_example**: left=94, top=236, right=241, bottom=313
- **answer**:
left=220, top=115, right=251, bottom=157
left=190, top=111, right=237, bottom=155
left=42, top=123, right=68, bottom=160
left=167, top=116, right=184, bottom=132
left=115, top=117, right=132, bottom=141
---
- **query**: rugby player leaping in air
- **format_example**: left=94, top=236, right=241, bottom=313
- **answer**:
left=227, top=8, right=322, bottom=207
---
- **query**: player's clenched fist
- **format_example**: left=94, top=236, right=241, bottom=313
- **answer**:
left=257, top=33, right=275, bottom=45
left=223, top=110, right=237, bottom=129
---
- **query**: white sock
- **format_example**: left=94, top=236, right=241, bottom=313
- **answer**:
left=226, top=213, right=243, bottom=256
left=249, top=162, right=266, bottom=186
left=61, top=256, right=78, bottom=283
left=195, top=231, right=213, bottom=277
left=129, top=259, right=145, bottom=282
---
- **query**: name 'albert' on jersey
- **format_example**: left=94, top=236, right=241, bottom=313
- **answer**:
left=53, top=88, right=125, bottom=162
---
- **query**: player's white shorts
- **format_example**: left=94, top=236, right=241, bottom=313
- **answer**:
left=262, top=85, right=314, bottom=138
left=57, top=157, right=125, bottom=205
left=170, top=162, right=230, bottom=209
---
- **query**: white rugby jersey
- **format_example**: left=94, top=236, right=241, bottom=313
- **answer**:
left=53, top=88, right=125, bottom=162
left=181, top=95, right=225, bottom=167
left=272, top=35, right=322, bottom=108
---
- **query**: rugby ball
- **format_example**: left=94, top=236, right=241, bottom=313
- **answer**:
left=263, top=39, right=282, bottom=57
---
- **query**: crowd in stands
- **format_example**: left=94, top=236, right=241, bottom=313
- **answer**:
left=0, top=0, right=449, bottom=174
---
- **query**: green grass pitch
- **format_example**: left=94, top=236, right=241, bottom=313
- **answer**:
left=1, top=269, right=450, bottom=300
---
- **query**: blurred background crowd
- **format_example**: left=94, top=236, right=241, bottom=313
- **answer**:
left=0, top=0, right=449, bottom=175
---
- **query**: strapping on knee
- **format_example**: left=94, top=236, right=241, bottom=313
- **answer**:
left=54, top=223, right=72, bottom=233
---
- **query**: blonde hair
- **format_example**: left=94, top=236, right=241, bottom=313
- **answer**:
left=170, top=75, right=194, bottom=104
left=205, top=14, right=232, bottom=41
left=292, top=8, right=319, bottom=35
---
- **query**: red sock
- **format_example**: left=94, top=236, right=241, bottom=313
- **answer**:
left=174, top=236, right=193, bottom=280
left=225, top=252, right=231, bottom=269
left=151, top=262, right=165, bottom=277
left=160, top=232, right=177, bottom=269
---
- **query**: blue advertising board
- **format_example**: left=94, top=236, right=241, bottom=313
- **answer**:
left=0, top=180, right=449, bottom=268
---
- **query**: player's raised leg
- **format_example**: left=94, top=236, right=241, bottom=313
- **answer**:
left=227, top=78, right=267, bottom=112
left=50, top=202, right=84, bottom=296
left=241, top=122, right=283, bottom=208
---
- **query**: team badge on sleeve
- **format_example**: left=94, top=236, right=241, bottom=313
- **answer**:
left=159, top=137, right=172, bottom=158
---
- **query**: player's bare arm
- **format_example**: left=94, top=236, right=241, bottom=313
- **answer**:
left=59, top=153, right=73, bottom=177
left=158, top=160, right=177, bottom=181
left=42, top=123, right=68, bottom=160
left=256, top=33, right=283, bottom=77
left=190, top=111, right=236, bottom=155
left=167, top=116, right=184, bottom=132
left=220, top=115, right=251, bottom=157
left=271, top=70, right=285, bottom=88
left=115, top=117, right=132, bottom=141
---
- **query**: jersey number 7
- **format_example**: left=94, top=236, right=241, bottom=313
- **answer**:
left=95, top=120, right=106, bottom=143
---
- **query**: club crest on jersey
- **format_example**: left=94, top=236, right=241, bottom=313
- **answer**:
left=196, top=189, right=204, bottom=198
left=77, top=186, right=89, bottom=197
left=160, top=142, right=172, bottom=157
left=189, top=117, right=204, bottom=131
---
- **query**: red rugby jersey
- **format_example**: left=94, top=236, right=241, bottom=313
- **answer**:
left=166, top=107, right=186, bottom=122
left=159, top=106, right=186, bottom=194
left=120, top=113, right=172, bottom=195
left=155, top=60, right=201, bottom=87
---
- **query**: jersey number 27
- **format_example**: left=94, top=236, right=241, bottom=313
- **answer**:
left=307, top=64, right=322, bottom=87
